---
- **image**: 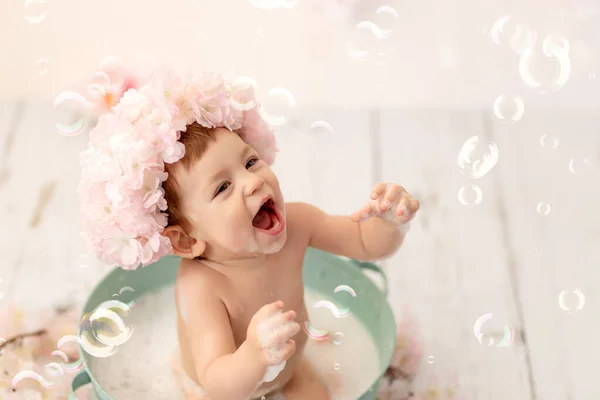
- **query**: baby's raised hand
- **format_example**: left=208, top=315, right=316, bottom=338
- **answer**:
left=350, top=183, right=419, bottom=226
left=247, top=301, right=300, bottom=382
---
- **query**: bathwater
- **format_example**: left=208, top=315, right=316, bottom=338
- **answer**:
left=86, top=285, right=382, bottom=399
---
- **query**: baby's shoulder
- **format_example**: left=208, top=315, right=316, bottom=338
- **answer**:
left=175, top=258, right=224, bottom=301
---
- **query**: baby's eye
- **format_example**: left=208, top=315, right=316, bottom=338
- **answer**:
left=246, top=157, right=259, bottom=169
left=215, top=182, right=230, bottom=196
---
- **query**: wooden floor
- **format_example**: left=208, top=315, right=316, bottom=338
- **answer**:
left=0, top=101, right=598, bottom=400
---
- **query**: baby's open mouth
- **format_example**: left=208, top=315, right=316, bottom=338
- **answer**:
left=252, top=198, right=285, bottom=235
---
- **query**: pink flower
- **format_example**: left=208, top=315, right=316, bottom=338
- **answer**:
left=389, top=306, right=423, bottom=378
left=78, top=66, right=277, bottom=270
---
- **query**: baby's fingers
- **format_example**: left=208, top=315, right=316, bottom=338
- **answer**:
left=350, top=202, right=376, bottom=222
left=266, top=340, right=296, bottom=365
left=370, top=183, right=387, bottom=200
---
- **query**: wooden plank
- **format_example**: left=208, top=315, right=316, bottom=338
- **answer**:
left=490, top=109, right=600, bottom=400
left=273, top=107, right=373, bottom=215
left=0, top=100, right=24, bottom=306
left=2, top=101, right=111, bottom=311
left=379, top=109, right=533, bottom=399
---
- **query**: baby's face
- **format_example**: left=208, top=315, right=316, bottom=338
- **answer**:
left=175, top=128, right=287, bottom=259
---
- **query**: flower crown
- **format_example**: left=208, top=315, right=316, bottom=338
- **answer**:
left=77, top=66, right=278, bottom=270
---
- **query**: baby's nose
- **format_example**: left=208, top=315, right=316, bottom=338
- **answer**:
left=244, top=172, right=264, bottom=195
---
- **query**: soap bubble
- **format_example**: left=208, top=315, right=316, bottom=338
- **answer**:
left=457, top=136, right=499, bottom=179
left=542, top=35, right=570, bottom=58
left=493, top=95, right=525, bottom=123
left=458, top=185, right=483, bottom=207
left=334, top=285, right=356, bottom=297
left=355, top=21, right=391, bottom=40
left=519, top=40, right=571, bottom=94
left=332, top=332, right=344, bottom=346
left=489, top=16, right=536, bottom=54
left=258, top=87, right=295, bottom=126
left=54, top=92, right=91, bottom=136
left=303, top=321, right=330, bottom=341
left=24, top=0, right=47, bottom=24
left=309, top=120, right=334, bottom=134
left=473, top=313, right=515, bottom=347
left=558, top=289, right=585, bottom=313
left=590, top=72, right=596, bottom=79
left=536, top=202, right=551, bottom=215
left=230, top=76, right=259, bottom=111
left=11, top=371, right=55, bottom=390
left=539, top=134, right=559, bottom=149
left=334, top=363, right=340, bottom=371
left=569, top=157, right=592, bottom=174
left=313, top=300, right=350, bottom=319
left=79, top=300, right=134, bottom=358
left=427, top=356, right=435, bottom=364
left=35, top=59, right=48, bottom=76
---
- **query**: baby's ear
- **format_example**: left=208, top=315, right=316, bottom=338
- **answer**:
left=162, top=226, right=206, bottom=259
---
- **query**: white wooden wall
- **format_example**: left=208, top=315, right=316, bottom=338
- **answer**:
left=0, top=101, right=598, bottom=399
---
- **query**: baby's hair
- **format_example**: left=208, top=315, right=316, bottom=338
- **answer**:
left=163, top=122, right=219, bottom=234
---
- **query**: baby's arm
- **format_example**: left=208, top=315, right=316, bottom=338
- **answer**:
left=181, top=277, right=266, bottom=400
left=288, top=201, right=405, bottom=261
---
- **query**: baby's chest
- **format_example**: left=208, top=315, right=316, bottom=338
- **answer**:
left=225, top=269, right=307, bottom=345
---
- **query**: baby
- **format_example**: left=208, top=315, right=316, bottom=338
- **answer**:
left=77, top=68, right=419, bottom=400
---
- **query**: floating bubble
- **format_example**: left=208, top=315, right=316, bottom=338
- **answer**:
left=24, top=0, right=47, bottom=24
left=97, top=56, right=128, bottom=94
left=590, top=72, right=596, bottom=79
left=457, top=136, right=499, bottom=179
left=258, top=87, right=295, bottom=126
left=458, top=185, right=483, bottom=207
left=376, top=5, right=399, bottom=19
left=44, top=362, right=64, bottom=377
left=540, top=134, right=559, bottom=149
left=347, top=42, right=369, bottom=62
left=56, top=335, right=84, bottom=372
left=313, top=300, right=350, bottom=318
left=519, top=43, right=571, bottom=93
left=230, top=76, right=259, bottom=111
left=54, top=92, right=91, bottom=136
left=427, top=356, right=435, bottom=364
left=35, top=59, right=48, bottom=76
left=558, top=289, right=585, bottom=313
left=542, top=35, right=570, bottom=58
left=12, top=370, right=55, bottom=390
left=333, top=285, right=356, bottom=297
left=79, top=300, right=134, bottom=358
left=493, top=95, right=525, bottom=123
left=334, top=363, right=340, bottom=371
left=536, top=202, right=551, bottom=215
left=303, top=321, right=330, bottom=341
left=112, top=286, right=136, bottom=308
left=355, top=21, right=391, bottom=40
left=332, top=332, right=344, bottom=346
left=309, top=120, right=334, bottom=134
left=569, top=157, right=592, bottom=174
left=473, top=313, right=515, bottom=347
left=489, top=16, right=536, bottom=54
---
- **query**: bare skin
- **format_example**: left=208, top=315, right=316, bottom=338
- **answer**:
left=164, top=128, right=419, bottom=400
left=175, top=202, right=329, bottom=399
